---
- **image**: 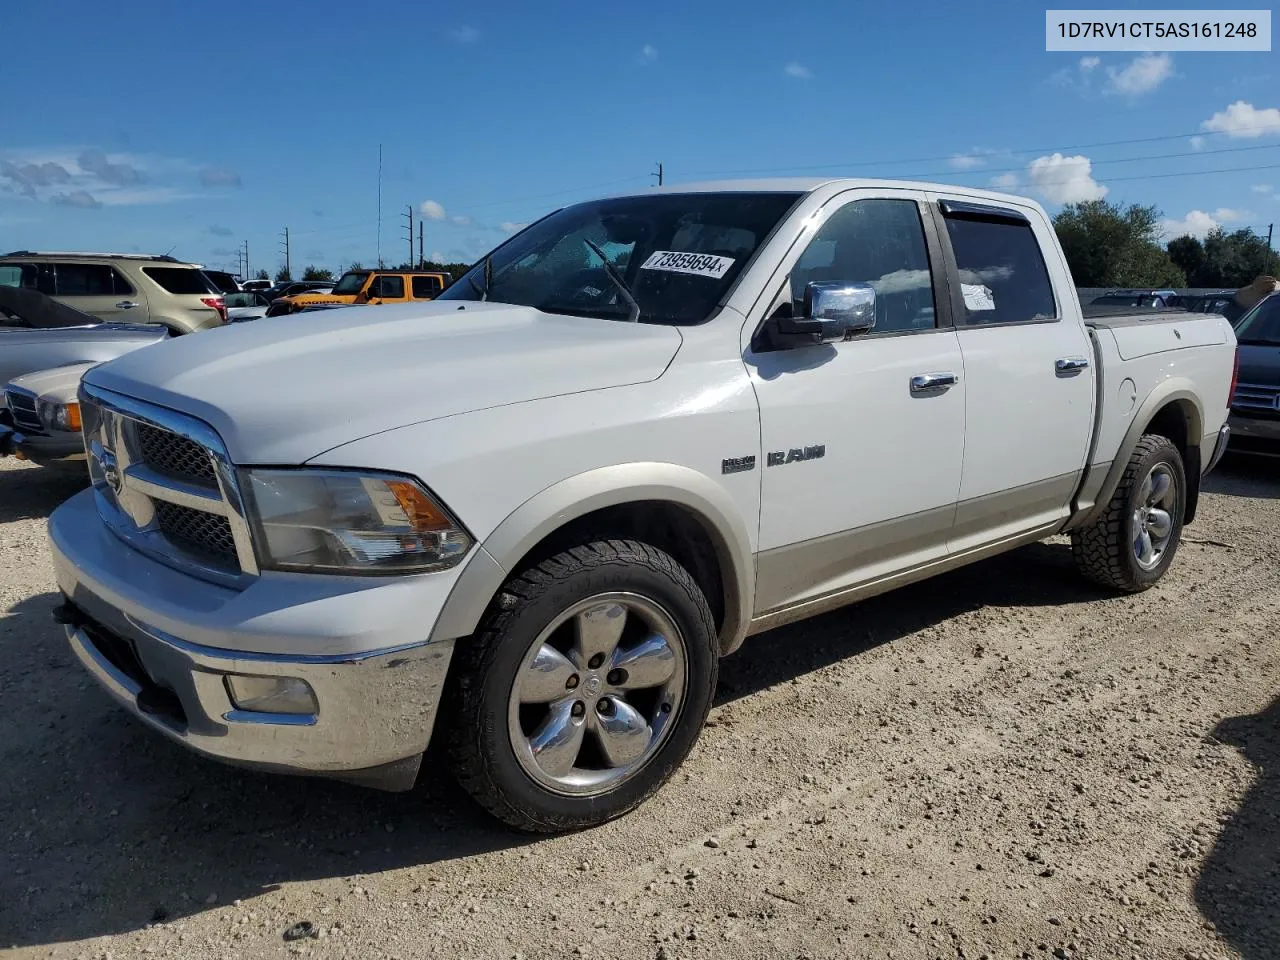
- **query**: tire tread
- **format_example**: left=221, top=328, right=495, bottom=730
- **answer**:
left=444, top=539, right=716, bottom=832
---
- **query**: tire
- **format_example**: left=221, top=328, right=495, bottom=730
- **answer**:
left=1071, top=434, right=1186, bottom=592
left=443, top=539, right=719, bottom=832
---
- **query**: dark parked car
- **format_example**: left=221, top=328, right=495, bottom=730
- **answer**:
left=1089, top=290, right=1177, bottom=309
left=201, top=269, right=241, bottom=294
left=1228, top=293, right=1280, bottom=455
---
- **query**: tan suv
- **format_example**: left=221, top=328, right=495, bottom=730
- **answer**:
left=0, top=251, right=227, bottom=334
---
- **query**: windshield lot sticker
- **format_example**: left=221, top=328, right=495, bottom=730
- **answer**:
left=640, top=251, right=735, bottom=279
left=961, top=283, right=996, bottom=311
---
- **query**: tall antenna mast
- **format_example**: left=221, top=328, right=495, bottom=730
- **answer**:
left=376, top=144, right=383, bottom=268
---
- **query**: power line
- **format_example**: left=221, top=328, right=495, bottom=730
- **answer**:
left=684, top=123, right=1280, bottom=179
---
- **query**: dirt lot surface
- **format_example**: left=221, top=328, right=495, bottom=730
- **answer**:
left=2, top=455, right=1278, bottom=960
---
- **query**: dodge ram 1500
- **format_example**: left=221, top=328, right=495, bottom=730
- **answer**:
left=48, top=179, right=1237, bottom=831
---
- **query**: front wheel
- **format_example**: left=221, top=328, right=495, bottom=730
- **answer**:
left=1071, top=433, right=1186, bottom=592
left=443, top=540, right=718, bottom=832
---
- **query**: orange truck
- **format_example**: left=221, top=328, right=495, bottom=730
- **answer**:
left=266, top=268, right=451, bottom=316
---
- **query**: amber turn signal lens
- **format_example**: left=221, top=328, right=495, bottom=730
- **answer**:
left=386, top=479, right=451, bottom=530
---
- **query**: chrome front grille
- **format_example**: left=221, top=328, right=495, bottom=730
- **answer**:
left=1233, top=382, right=1280, bottom=413
left=136, top=422, right=218, bottom=487
left=4, top=387, right=46, bottom=436
left=79, top=384, right=258, bottom=586
left=153, top=501, right=239, bottom=570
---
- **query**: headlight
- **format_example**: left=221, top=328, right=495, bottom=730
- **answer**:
left=36, top=400, right=81, bottom=433
left=242, top=469, right=473, bottom=574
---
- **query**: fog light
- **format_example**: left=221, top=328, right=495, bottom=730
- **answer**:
left=224, top=675, right=317, bottom=715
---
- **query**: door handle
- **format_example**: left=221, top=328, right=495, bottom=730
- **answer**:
left=910, top=372, right=958, bottom=393
left=115, top=300, right=139, bottom=309
left=1055, top=357, right=1090, bottom=374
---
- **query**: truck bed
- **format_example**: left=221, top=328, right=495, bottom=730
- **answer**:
left=1082, top=306, right=1221, bottom=328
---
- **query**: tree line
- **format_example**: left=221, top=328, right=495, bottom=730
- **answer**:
left=1053, top=200, right=1279, bottom=289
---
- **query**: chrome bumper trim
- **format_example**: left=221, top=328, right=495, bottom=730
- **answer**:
left=63, top=594, right=455, bottom=789
left=1206, top=422, right=1231, bottom=473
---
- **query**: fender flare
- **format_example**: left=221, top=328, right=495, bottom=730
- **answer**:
left=428, top=463, right=757, bottom=655
left=1075, top=379, right=1205, bottom=528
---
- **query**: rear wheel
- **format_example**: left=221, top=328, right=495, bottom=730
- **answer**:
left=1072, top=434, right=1186, bottom=592
left=444, top=540, right=718, bottom=832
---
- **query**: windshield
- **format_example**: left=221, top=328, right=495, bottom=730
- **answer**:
left=436, top=192, right=802, bottom=325
left=1235, top=295, right=1280, bottom=346
left=224, top=292, right=261, bottom=308
left=332, top=271, right=368, bottom=295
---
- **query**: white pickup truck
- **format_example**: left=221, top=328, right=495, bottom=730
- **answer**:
left=48, top=179, right=1237, bottom=831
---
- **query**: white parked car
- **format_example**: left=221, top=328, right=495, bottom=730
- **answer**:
left=48, top=179, right=1237, bottom=831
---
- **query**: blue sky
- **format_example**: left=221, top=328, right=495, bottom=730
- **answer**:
left=1, top=0, right=1277, bottom=277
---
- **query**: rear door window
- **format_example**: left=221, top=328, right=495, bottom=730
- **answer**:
left=374, top=275, right=405, bottom=298
left=142, top=267, right=217, bottom=295
left=54, top=263, right=133, bottom=296
left=942, top=211, right=1057, bottom=325
left=411, top=275, right=442, bottom=298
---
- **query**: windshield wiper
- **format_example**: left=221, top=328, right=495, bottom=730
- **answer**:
left=583, top=238, right=640, bottom=323
left=467, top=255, right=494, bottom=301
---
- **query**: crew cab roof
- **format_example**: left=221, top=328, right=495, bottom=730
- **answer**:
left=602, top=177, right=1035, bottom=206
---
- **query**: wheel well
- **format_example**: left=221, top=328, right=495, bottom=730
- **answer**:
left=511, top=501, right=727, bottom=635
left=1142, top=400, right=1201, bottom=523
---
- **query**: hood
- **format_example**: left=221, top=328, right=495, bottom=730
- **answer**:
left=85, top=301, right=683, bottom=464
left=1237, top=342, right=1280, bottom=387
left=8, top=361, right=97, bottom=401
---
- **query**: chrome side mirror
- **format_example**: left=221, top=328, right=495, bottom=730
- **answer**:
left=804, top=281, right=877, bottom=339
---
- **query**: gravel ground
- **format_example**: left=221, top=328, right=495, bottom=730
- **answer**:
left=2, top=454, right=1278, bottom=960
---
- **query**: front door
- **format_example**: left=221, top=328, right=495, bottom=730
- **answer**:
left=747, top=191, right=966, bottom=615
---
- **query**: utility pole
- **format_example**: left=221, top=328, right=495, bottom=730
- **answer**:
left=240, top=240, right=249, bottom=280
left=418, top=222, right=424, bottom=268
left=1268, top=223, right=1274, bottom=250
left=402, top=204, right=414, bottom=268
left=652, top=162, right=664, bottom=187
left=279, top=227, right=290, bottom=279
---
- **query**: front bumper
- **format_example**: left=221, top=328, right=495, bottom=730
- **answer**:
left=49, top=488, right=461, bottom=789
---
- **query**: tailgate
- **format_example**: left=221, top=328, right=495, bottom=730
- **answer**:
left=1109, top=317, right=1227, bottom=360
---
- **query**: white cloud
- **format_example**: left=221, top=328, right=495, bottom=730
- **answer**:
left=1026, top=153, right=1108, bottom=204
left=449, top=25, right=480, bottom=43
left=638, top=44, right=658, bottom=64
left=1105, top=53, right=1173, bottom=96
left=1159, top=207, right=1249, bottom=240
left=990, top=172, right=1020, bottom=190
left=500, top=221, right=528, bottom=233
left=1189, top=135, right=1207, bottom=151
left=783, top=62, right=813, bottom=80
left=450, top=215, right=471, bottom=225
left=430, top=250, right=445, bottom=263
left=1202, top=100, right=1280, bottom=138
left=1252, top=183, right=1274, bottom=194
left=1079, top=56, right=1100, bottom=72
left=420, top=200, right=446, bottom=220
left=51, top=190, right=101, bottom=209
left=949, top=153, right=985, bottom=170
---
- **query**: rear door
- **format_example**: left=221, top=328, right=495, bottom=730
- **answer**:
left=748, top=189, right=966, bottom=615
left=53, top=261, right=149, bottom=322
left=929, top=196, right=1095, bottom=551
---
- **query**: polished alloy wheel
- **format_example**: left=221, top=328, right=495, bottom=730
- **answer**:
left=507, top=592, right=687, bottom=797
left=1132, top=462, right=1178, bottom=570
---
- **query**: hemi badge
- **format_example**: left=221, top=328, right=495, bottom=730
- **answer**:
left=721, top=456, right=756, bottom=475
